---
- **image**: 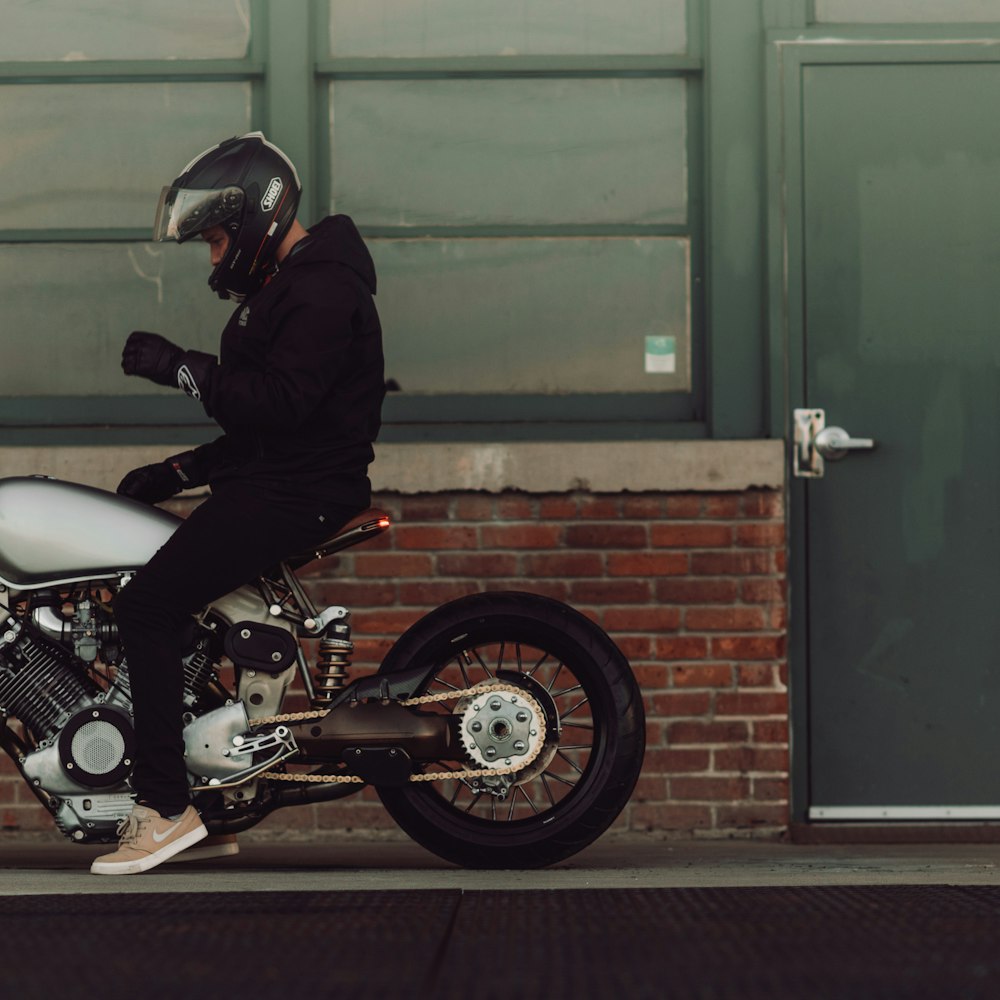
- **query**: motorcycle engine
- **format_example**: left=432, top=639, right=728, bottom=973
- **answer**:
left=0, top=589, right=221, bottom=842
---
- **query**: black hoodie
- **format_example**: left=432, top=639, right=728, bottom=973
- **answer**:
left=188, top=215, right=385, bottom=509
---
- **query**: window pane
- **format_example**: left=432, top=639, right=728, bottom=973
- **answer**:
left=0, top=243, right=234, bottom=396
left=374, top=237, right=690, bottom=394
left=0, top=83, right=252, bottom=230
left=331, top=78, right=686, bottom=226
left=1, top=0, right=251, bottom=60
left=815, top=0, right=1000, bottom=21
left=0, top=240, right=690, bottom=397
left=330, top=0, right=686, bottom=56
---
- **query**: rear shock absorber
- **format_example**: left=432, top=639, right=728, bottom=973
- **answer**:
left=312, top=620, right=354, bottom=707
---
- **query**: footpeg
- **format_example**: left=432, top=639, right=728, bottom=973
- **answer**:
left=190, top=725, right=299, bottom=791
left=226, top=726, right=292, bottom=758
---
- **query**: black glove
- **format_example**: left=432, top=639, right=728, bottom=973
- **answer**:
left=121, top=331, right=184, bottom=387
left=116, top=452, right=200, bottom=505
left=122, top=332, right=216, bottom=401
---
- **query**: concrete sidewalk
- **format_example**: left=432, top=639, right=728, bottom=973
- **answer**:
left=2, top=835, right=999, bottom=895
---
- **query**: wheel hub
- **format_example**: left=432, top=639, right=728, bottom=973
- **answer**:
left=457, top=687, right=539, bottom=768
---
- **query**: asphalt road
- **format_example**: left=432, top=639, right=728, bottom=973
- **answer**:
left=3, top=838, right=1000, bottom=999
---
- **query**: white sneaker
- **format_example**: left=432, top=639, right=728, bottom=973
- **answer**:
left=90, top=805, right=207, bottom=875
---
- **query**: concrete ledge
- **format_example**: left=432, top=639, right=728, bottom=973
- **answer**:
left=0, top=440, right=785, bottom=495
left=371, top=440, right=784, bottom=493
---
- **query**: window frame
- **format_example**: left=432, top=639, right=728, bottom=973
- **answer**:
left=314, top=0, right=707, bottom=442
left=0, top=0, right=710, bottom=445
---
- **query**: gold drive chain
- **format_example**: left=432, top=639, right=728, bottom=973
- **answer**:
left=253, top=682, right=547, bottom=786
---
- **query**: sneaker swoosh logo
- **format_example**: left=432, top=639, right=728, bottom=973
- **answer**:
left=151, top=821, right=182, bottom=844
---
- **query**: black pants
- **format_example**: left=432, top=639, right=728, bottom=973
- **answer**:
left=113, top=488, right=361, bottom=816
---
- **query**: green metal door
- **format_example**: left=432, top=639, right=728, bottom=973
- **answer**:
left=781, top=47, right=1000, bottom=820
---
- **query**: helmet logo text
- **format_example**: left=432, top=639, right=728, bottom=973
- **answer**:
left=261, top=177, right=283, bottom=212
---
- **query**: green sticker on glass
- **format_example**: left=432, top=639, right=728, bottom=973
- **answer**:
left=645, top=335, right=676, bottom=374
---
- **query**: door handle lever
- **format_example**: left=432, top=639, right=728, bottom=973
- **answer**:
left=793, top=409, right=875, bottom=477
left=814, top=426, right=875, bottom=458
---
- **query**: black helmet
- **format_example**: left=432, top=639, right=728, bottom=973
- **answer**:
left=153, top=131, right=301, bottom=301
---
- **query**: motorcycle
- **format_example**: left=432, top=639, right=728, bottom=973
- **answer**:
left=0, top=475, right=645, bottom=868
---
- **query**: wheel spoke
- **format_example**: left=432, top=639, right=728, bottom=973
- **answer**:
left=561, top=720, right=594, bottom=731
left=507, top=793, right=517, bottom=821
left=527, top=651, right=550, bottom=678
left=491, top=795, right=497, bottom=821
left=540, top=773, right=557, bottom=806
left=543, top=769, right=577, bottom=788
left=518, top=784, right=539, bottom=815
left=546, top=662, right=565, bottom=693
left=551, top=683, right=583, bottom=699
left=496, top=642, right=505, bottom=674
left=559, top=697, right=590, bottom=720
left=472, top=648, right=494, bottom=679
left=556, top=749, right=584, bottom=776
left=432, top=675, right=461, bottom=692
left=515, top=643, right=524, bottom=673
left=455, top=656, right=472, bottom=689
left=463, top=792, right=481, bottom=813
left=558, top=744, right=591, bottom=751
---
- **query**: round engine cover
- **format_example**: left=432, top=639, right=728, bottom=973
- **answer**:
left=58, top=706, right=136, bottom=788
left=0, top=477, right=180, bottom=588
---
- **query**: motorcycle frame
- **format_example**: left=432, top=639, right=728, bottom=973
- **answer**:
left=255, top=509, right=392, bottom=706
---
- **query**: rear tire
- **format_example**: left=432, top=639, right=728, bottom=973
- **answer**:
left=376, top=591, right=645, bottom=868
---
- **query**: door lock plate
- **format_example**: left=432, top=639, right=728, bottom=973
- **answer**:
left=794, top=408, right=826, bottom=478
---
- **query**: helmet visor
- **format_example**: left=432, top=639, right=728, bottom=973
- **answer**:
left=153, top=185, right=244, bottom=243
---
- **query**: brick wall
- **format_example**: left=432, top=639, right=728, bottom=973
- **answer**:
left=0, top=487, right=788, bottom=840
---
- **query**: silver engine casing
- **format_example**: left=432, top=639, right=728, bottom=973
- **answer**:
left=22, top=696, right=260, bottom=843
left=20, top=681, right=139, bottom=842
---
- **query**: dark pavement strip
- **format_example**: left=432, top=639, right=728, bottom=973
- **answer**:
left=1, top=885, right=1000, bottom=998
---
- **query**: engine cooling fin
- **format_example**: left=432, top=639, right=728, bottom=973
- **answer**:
left=0, top=618, right=98, bottom=741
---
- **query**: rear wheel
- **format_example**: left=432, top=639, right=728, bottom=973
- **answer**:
left=376, top=591, right=645, bottom=868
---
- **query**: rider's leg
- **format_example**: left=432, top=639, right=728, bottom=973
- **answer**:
left=112, top=488, right=360, bottom=819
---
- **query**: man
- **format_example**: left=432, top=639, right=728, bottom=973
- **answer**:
left=90, top=132, right=385, bottom=875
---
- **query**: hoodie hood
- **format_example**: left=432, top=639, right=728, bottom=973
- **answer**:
left=285, top=214, right=377, bottom=294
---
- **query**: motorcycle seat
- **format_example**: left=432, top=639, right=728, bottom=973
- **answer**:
left=284, top=507, right=391, bottom=569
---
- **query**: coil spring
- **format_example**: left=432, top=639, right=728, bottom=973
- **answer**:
left=312, top=624, right=353, bottom=707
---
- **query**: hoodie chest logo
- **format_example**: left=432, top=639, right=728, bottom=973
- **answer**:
left=238, top=306, right=250, bottom=327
